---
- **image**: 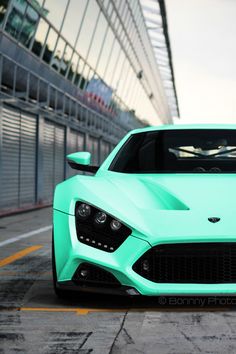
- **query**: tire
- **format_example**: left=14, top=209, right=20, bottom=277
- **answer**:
left=52, top=233, right=69, bottom=299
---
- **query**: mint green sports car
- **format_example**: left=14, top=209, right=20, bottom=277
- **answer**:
left=53, top=124, right=236, bottom=297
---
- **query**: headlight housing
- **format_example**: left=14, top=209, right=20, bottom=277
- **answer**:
left=75, top=202, right=132, bottom=252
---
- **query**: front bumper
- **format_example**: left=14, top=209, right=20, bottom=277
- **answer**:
left=54, top=209, right=236, bottom=296
left=57, top=280, right=140, bottom=296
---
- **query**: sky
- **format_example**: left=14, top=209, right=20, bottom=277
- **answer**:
left=165, top=0, right=236, bottom=124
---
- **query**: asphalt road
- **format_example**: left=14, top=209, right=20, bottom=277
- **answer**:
left=1, top=208, right=236, bottom=353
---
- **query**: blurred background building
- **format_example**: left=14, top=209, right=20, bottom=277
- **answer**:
left=0, top=0, right=178, bottom=214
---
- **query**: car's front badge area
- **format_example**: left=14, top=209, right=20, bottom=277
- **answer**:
left=208, top=217, right=221, bottom=223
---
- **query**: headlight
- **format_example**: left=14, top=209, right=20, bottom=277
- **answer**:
left=76, top=203, right=91, bottom=220
left=110, top=219, right=121, bottom=231
left=94, top=211, right=107, bottom=225
left=75, top=202, right=131, bottom=252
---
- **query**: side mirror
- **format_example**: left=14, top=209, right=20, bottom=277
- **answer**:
left=67, top=151, right=99, bottom=173
left=67, top=151, right=91, bottom=165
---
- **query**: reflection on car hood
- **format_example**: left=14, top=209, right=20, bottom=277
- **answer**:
left=54, top=173, right=236, bottom=245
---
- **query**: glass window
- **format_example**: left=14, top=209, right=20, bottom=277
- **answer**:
left=135, top=84, right=154, bottom=121
left=125, top=70, right=136, bottom=107
left=5, top=0, right=27, bottom=39
left=67, top=51, right=79, bottom=81
left=96, top=28, right=114, bottom=78
left=113, top=15, right=120, bottom=32
left=61, top=0, right=87, bottom=47
left=117, top=0, right=125, bottom=13
left=75, top=0, right=99, bottom=59
left=74, top=57, right=84, bottom=86
left=110, top=8, right=117, bottom=25
left=120, top=65, right=133, bottom=102
left=51, top=37, right=66, bottom=71
left=75, top=57, right=85, bottom=88
left=123, top=38, right=129, bottom=55
left=42, top=26, right=57, bottom=63
left=87, top=12, right=107, bottom=70
left=43, top=0, right=68, bottom=31
left=0, top=0, right=9, bottom=26
left=63, top=43, right=73, bottom=63
left=129, top=78, right=139, bottom=108
left=117, top=22, right=123, bottom=37
left=123, top=6, right=130, bottom=28
left=119, top=27, right=126, bottom=43
left=132, top=83, right=142, bottom=114
left=136, top=85, right=145, bottom=118
left=129, top=0, right=139, bottom=11
left=120, top=0, right=128, bottom=18
left=18, top=4, right=39, bottom=47
left=78, top=62, right=88, bottom=90
left=133, top=1, right=141, bottom=23
left=104, top=41, right=120, bottom=86
left=102, top=0, right=109, bottom=10
left=82, top=64, right=92, bottom=85
left=110, top=49, right=125, bottom=90
left=32, top=17, right=49, bottom=57
left=4, top=1, right=39, bottom=46
left=29, top=0, right=45, bottom=8
left=116, top=58, right=129, bottom=99
left=61, top=43, right=72, bottom=75
left=129, top=22, right=136, bottom=44
left=4, top=0, right=45, bottom=44
left=107, top=2, right=113, bottom=17
left=125, top=13, right=132, bottom=35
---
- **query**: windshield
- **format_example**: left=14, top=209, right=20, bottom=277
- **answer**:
left=109, top=129, right=236, bottom=173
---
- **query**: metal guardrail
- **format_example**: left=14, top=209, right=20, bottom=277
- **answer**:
left=0, top=53, right=141, bottom=143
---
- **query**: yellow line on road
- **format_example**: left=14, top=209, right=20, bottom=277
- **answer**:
left=20, top=306, right=228, bottom=315
left=21, top=307, right=125, bottom=315
left=0, top=245, right=43, bottom=267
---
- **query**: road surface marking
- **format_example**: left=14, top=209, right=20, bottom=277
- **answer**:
left=21, top=308, right=90, bottom=315
left=0, top=225, right=52, bottom=247
left=0, top=245, right=43, bottom=267
left=21, top=307, right=127, bottom=315
left=20, top=307, right=228, bottom=315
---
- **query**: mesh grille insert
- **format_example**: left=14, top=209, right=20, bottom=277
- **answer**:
left=133, top=243, right=236, bottom=284
left=73, top=263, right=121, bottom=288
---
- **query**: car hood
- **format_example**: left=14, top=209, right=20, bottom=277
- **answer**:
left=54, top=173, right=236, bottom=245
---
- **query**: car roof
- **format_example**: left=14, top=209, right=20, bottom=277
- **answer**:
left=131, top=124, right=236, bottom=135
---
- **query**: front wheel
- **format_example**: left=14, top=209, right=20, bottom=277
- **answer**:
left=52, top=234, right=69, bottom=299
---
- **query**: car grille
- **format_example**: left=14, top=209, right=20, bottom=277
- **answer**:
left=133, top=243, right=236, bottom=284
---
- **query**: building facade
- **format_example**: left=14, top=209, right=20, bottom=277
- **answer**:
left=0, top=0, right=178, bottom=214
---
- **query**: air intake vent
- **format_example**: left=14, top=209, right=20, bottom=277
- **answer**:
left=73, top=263, right=121, bottom=288
left=133, top=243, right=236, bottom=284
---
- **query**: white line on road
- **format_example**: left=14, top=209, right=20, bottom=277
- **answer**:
left=0, top=225, right=52, bottom=247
